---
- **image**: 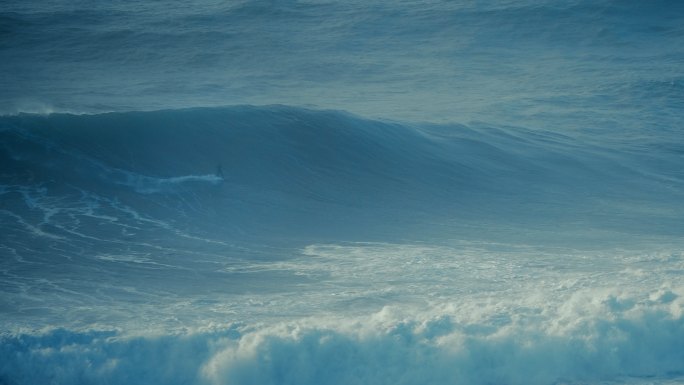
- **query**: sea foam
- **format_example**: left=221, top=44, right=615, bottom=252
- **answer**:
left=2, top=285, right=683, bottom=385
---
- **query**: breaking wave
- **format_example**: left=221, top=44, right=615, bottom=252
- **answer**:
left=2, top=286, right=683, bottom=385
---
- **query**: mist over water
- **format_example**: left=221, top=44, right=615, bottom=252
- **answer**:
left=1, top=1, right=684, bottom=384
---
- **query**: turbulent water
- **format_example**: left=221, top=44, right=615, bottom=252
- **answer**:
left=1, top=1, right=684, bottom=385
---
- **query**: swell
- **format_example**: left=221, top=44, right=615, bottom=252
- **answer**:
left=0, top=105, right=644, bottom=192
left=0, top=105, right=682, bottom=243
left=0, top=106, right=467, bottom=200
left=3, top=0, right=683, bottom=121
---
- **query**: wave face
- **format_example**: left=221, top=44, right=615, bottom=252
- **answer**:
left=2, top=105, right=681, bottom=244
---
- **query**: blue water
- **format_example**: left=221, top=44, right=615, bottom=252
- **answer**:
left=1, top=1, right=684, bottom=384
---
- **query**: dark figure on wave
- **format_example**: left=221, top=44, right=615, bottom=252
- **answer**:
left=216, top=164, right=225, bottom=181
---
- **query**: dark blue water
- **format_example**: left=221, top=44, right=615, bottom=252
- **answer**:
left=1, top=1, right=683, bottom=384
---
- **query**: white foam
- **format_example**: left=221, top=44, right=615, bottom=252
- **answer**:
left=117, top=171, right=223, bottom=194
left=2, top=285, right=683, bottom=385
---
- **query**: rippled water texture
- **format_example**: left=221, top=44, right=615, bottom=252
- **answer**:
left=1, top=1, right=683, bottom=384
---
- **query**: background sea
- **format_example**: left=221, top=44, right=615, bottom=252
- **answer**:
left=1, top=1, right=684, bottom=384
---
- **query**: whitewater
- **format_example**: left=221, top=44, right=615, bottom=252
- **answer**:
left=1, top=1, right=684, bottom=384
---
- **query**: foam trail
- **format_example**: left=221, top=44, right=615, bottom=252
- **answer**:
left=119, top=172, right=224, bottom=194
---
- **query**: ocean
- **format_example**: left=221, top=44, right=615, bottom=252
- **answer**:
left=1, top=1, right=683, bottom=384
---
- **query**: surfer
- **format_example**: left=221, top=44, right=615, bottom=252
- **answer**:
left=216, top=163, right=225, bottom=180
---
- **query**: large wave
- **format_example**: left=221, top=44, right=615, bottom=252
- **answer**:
left=3, top=0, right=684, bottom=382
left=1, top=105, right=682, bottom=244
left=1, top=106, right=683, bottom=384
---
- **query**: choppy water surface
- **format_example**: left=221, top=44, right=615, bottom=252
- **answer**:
left=1, top=1, right=683, bottom=384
